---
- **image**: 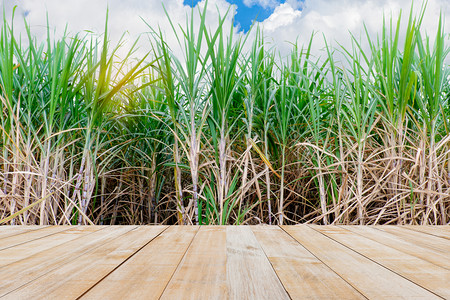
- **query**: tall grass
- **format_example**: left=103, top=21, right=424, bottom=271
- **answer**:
left=1, top=3, right=449, bottom=225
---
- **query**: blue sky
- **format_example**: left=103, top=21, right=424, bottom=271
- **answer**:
left=1, top=0, right=449, bottom=61
left=183, top=0, right=296, bottom=31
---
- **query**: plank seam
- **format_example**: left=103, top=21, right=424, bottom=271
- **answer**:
left=371, top=226, right=450, bottom=254
left=308, top=225, right=446, bottom=299
left=75, top=226, right=170, bottom=300
left=0, top=226, right=108, bottom=272
left=279, top=226, right=369, bottom=300
left=392, top=226, right=450, bottom=240
left=338, top=225, right=450, bottom=271
left=157, top=226, right=200, bottom=300
left=0, top=225, right=50, bottom=241
left=0, top=226, right=137, bottom=298
left=250, top=226, right=292, bottom=300
left=0, top=226, right=77, bottom=251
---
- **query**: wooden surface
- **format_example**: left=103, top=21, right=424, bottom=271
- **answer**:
left=0, top=225, right=448, bottom=299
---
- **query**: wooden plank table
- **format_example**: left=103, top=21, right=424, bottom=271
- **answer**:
left=0, top=225, right=448, bottom=299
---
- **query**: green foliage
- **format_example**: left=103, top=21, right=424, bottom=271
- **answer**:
left=1, top=2, right=449, bottom=225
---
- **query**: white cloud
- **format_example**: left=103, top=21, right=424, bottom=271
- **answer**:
left=261, top=3, right=301, bottom=32
left=1, top=0, right=237, bottom=61
left=1, top=0, right=450, bottom=66
left=243, top=0, right=279, bottom=9
left=259, top=0, right=450, bottom=63
left=285, top=0, right=303, bottom=10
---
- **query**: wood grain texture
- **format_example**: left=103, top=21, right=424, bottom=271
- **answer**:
left=226, top=226, right=290, bottom=300
left=161, top=226, right=227, bottom=300
left=313, top=225, right=450, bottom=299
left=374, top=225, right=450, bottom=256
left=0, top=225, right=447, bottom=299
left=0, top=225, right=73, bottom=250
left=402, top=225, right=450, bottom=240
left=343, top=225, right=450, bottom=270
left=0, top=226, right=47, bottom=240
left=0, top=226, right=132, bottom=295
left=2, top=226, right=166, bottom=300
left=0, top=226, right=103, bottom=267
left=81, top=226, right=197, bottom=300
left=251, top=226, right=364, bottom=299
left=283, top=225, right=440, bottom=299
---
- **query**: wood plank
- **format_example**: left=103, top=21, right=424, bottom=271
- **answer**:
left=313, top=225, right=450, bottom=299
left=0, top=225, right=74, bottom=250
left=0, top=226, right=135, bottom=295
left=0, top=226, right=103, bottom=268
left=374, top=225, right=450, bottom=255
left=402, top=225, right=450, bottom=240
left=160, top=226, right=227, bottom=299
left=0, top=225, right=447, bottom=299
left=283, top=225, right=440, bottom=299
left=342, top=225, right=450, bottom=270
left=2, top=226, right=167, bottom=300
left=251, top=226, right=364, bottom=299
left=0, top=226, right=48, bottom=240
left=80, top=226, right=197, bottom=300
left=226, top=226, right=289, bottom=300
